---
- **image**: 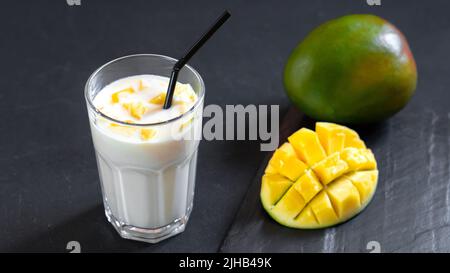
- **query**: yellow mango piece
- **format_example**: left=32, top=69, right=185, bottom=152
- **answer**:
left=316, top=123, right=346, bottom=155
left=341, top=148, right=377, bottom=171
left=111, top=87, right=134, bottom=103
left=346, top=137, right=366, bottom=149
left=268, top=152, right=289, bottom=171
left=279, top=157, right=308, bottom=181
left=331, top=124, right=365, bottom=149
left=345, top=170, right=378, bottom=204
left=138, top=80, right=146, bottom=91
left=140, top=128, right=156, bottom=141
left=269, top=143, right=308, bottom=180
left=122, top=102, right=148, bottom=120
left=294, top=207, right=318, bottom=228
left=293, top=170, right=322, bottom=203
left=288, top=128, right=326, bottom=166
left=309, top=191, right=339, bottom=226
left=312, top=152, right=349, bottom=185
left=179, top=117, right=194, bottom=132
left=272, top=188, right=306, bottom=220
left=149, top=93, right=166, bottom=105
left=149, top=87, right=188, bottom=105
left=273, top=142, right=297, bottom=160
left=264, top=163, right=277, bottom=174
left=261, top=174, right=294, bottom=207
left=326, top=177, right=361, bottom=219
left=328, top=132, right=345, bottom=155
left=108, top=123, right=136, bottom=137
left=337, top=126, right=365, bottom=149
left=316, top=122, right=366, bottom=150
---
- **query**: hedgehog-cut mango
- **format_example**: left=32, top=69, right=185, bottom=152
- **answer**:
left=261, top=122, right=378, bottom=229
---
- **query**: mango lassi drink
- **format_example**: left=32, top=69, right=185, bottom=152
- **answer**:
left=85, top=55, right=204, bottom=243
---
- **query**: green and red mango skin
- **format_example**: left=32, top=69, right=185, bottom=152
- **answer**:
left=284, top=14, right=417, bottom=124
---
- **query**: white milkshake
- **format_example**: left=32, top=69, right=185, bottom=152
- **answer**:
left=86, top=71, right=204, bottom=243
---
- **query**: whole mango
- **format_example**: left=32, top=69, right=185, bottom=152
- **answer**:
left=284, top=14, right=417, bottom=124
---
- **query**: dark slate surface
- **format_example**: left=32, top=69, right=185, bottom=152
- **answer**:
left=1, top=0, right=449, bottom=252
left=220, top=107, right=450, bottom=253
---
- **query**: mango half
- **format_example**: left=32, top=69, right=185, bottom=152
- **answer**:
left=261, top=122, right=378, bottom=229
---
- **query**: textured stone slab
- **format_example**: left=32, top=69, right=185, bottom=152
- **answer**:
left=220, top=107, right=450, bottom=253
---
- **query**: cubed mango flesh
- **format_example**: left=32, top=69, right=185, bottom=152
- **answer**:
left=288, top=128, right=326, bottom=165
left=294, top=207, right=318, bottom=227
left=122, top=102, right=149, bottom=120
left=140, top=128, right=156, bottom=141
left=149, top=93, right=166, bottom=105
left=108, top=122, right=137, bottom=137
left=293, top=170, right=322, bottom=203
left=316, top=122, right=346, bottom=155
left=308, top=191, right=339, bottom=227
left=261, top=122, right=378, bottom=229
left=267, top=143, right=308, bottom=181
left=111, top=87, right=134, bottom=103
left=271, top=188, right=306, bottom=221
left=138, top=80, right=146, bottom=91
left=261, top=174, right=293, bottom=209
left=326, top=177, right=361, bottom=219
left=312, top=152, right=349, bottom=185
left=264, top=163, right=277, bottom=175
left=340, top=148, right=377, bottom=171
left=345, top=170, right=378, bottom=204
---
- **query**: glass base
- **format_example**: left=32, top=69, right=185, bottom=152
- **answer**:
left=104, top=202, right=192, bottom=244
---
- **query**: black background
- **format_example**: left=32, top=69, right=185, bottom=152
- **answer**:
left=1, top=0, right=449, bottom=252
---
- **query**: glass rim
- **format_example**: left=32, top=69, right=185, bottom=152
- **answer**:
left=84, top=53, right=205, bottom=127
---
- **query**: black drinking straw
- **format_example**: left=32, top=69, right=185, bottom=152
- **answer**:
left=163, top=10, right=231, bottom=109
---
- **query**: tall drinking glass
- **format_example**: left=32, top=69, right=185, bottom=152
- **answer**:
left=85, top=54, right=204, bottom=243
